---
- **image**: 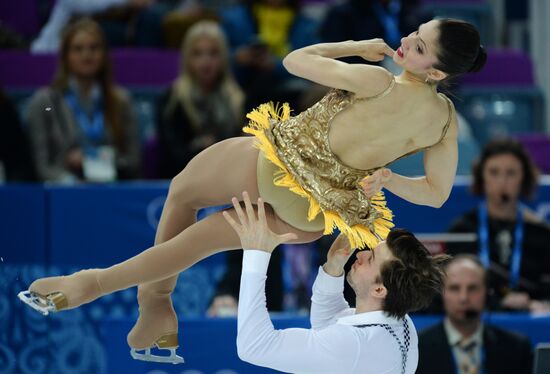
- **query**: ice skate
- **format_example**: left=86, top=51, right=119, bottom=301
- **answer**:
left=127, top=287, right=183, bottom=364
left=18, top=269, right=102, bottom=315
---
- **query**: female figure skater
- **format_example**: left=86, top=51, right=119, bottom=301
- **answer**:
left=20, top=18, right=486, bottom=364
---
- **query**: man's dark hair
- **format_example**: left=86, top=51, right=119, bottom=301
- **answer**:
left=377, top=229, right=450, bottom=319
left=471, top=138, right=539, bottom=199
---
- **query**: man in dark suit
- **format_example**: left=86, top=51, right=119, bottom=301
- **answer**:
left=417, top=254, right=533, bottom=374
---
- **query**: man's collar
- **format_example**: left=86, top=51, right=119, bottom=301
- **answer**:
left=444, top=317, right=484, bottom=346
left=337, top=310, right=404, bottom=326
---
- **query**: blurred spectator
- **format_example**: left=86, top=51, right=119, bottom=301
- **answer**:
left=26, top=18, right=140, bottom=182
left=31, top=0, right=160, bottom=53
left=220, top=0, right=319, bottom=111
left=0, top=24, right=27, bottom=49
left=93, top=0, right=164, bottom=48
left=417, top=255, right=533, bottom=374
left=447, top=138, right=550, bottom=313
left=208, top=248, right=284, bottom=316
left=156, top=21, right=244, bottom=178
left=0, top=90, right=36, bottom=182
left=160, top=0, right=225, bottom=49
left=319, top=0, right=431, bottom=56
left=208, top=235, right=356, bottom=316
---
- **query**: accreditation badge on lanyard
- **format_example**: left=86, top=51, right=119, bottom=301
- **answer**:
left=65, top=90, right=116, bottom=181
left=64, top=90, right=106, bottom=143
left=478, top=201, right=525, bottom=289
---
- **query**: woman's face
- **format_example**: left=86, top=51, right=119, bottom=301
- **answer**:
left=67, top=30, right=104, bottom=79
left=188, top=36, right=224, bottom=88
left=393, top=19, right=441, bottom=77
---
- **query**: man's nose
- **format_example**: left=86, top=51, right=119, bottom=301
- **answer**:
left=458, top=289, right=470, bottom=302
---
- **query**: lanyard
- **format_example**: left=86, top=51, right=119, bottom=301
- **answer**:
left=64, top=89, right=105, bottom=142
left=478, top=201, right=524, bottom=289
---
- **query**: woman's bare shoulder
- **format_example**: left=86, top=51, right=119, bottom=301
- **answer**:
left=352, top=66, right=395, bottom=98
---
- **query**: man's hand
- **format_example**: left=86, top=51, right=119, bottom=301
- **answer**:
left=323, top=234, right=354, bottom=277
left=360, top=168, right=392, bottom=197
left=223, top=191, right=298, bottom=253
left=529, top=300, right=550, bottom=315
left=356, top=39, right=395, bottom=62
left=501, top=291, right=531, bottom=310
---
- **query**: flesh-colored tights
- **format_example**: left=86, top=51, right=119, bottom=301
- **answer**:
left=100, top=137, right=322, bottom=295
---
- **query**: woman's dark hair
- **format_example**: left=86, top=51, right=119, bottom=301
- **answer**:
left=434, top=18, right=487, bottom=79
left=471, top=138, right=539, bottom=199
left=377, top=229, right=450, bottom=319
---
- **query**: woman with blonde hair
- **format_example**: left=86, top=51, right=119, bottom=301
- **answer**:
left=157, top=20, right=244, bottom=178
left=21, top=18, right=486, bottom=364
left=26, top=18, right=140, bottom=182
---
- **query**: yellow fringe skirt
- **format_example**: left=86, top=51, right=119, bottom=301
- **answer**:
left=243, top=103, right=393, bottom=249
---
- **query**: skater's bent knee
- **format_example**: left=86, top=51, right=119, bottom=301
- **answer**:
left=167, top=171, right=197, bottom=202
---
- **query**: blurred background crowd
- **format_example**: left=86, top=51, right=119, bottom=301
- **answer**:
left=1, top=0, right=549, bottom=184
left=1, top=1, right=550, bottom=373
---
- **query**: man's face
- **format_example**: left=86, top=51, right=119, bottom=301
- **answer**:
left=443, top=260, right=486, bottom=323
left=347, top=242, right=395, bottom=297
left=482, top=153, right=524, bottom=206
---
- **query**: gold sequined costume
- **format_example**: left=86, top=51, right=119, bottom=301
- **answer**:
left=244, top=76, right=452, bottom=249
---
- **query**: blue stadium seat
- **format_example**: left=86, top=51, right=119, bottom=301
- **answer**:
left=421, top=0, right=493, bottom=44
left=390, top=136, right=480, bottom=177
left=456, top=86, right=545, bottom=145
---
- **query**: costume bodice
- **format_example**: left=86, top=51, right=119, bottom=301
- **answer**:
left=266, top=75, right=452, bottom=230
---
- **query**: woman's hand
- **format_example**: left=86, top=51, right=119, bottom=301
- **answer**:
left=65, top=148, right=83, bottom=173
left=223, top=191, right=298, bottom=253
left=360, top=168, right=392, bottom=197
left=356, top=39, right=395, bottom=62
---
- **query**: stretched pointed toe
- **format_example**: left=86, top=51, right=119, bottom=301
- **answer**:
left=19, top=269, right=103, bottom=315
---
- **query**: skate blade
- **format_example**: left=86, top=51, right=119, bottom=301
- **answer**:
left=18, top=291, right=57, bottom=316
left=130, top=347, right=184, bottom=365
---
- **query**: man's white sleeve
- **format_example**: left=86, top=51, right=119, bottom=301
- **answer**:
left=237, top=250, right=359, bottom=373
left=310, top=266, right=351, bottom=330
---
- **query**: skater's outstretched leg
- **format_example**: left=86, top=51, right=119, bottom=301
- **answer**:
left=19, top=137, right=323, bottom=360
left=21, top=137, right=261, bottom=311
left=23, top=199, right=322, bottom=309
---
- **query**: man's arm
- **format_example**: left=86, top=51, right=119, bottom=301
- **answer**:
left=237, top=250, right=358, bottom=373
left=224, top=193, right=359, bottom=373
left=310, top=234, right=354, bottom=330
